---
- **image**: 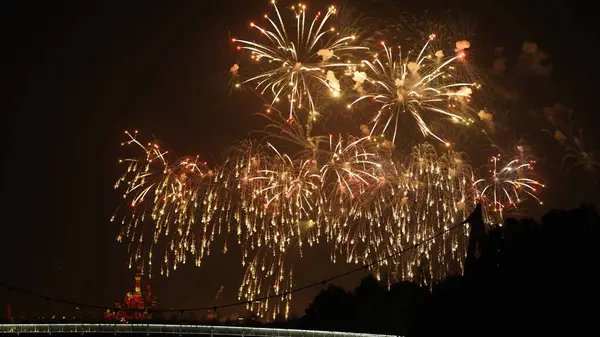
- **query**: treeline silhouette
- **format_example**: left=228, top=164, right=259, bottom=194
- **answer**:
left=296, top=204, right=600, bottom=336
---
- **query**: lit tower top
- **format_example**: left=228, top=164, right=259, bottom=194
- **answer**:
left=134, top=268, right=142, bottom=295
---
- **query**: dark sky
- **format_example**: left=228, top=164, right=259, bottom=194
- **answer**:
left=1, top=0, right=599, bottom=319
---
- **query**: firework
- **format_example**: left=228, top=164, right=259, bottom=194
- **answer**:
left=113, top=130, right=542, bottom=318
left=347, top=35, right=479, bottom=146
left=110, top=1, right=552, bottom=320
left=473, top=154, right=544, bottom=221
left=328, top=143, right=477, bottom=285
left=319, top=135, right=384, bottom=202
left=212, top=141, right=322, bottom=318
left=216, top=141, right=322, bottom=248
left=112, top=131, right=221, bottom=276
left=232, top=1, right=366, bottom=130
left=239, top=248, right=294, bottom=320
left=113, top=128, right=484, bottom=318
left=562, top=128, right=600, bottom=178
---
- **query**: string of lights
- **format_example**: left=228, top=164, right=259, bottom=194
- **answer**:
left=0, top=214, right=473, bottom=314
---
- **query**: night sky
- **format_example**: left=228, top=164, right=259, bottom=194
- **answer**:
left=2, top=0, right=599, bottom=319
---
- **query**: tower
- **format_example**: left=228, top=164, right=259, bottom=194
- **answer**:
left=134, top=270, right=142, bottom=295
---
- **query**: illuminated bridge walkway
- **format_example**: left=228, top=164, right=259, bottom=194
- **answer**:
left=0, top=324, right=394, bottom=337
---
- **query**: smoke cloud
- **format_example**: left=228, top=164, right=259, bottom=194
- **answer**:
left=477, top=110, right=494, bottom=129
left=326, top=70, right=341, bottom=95
left=352, top=71, right=367, bottom=93
left=318, top=49, right=335, bottom=61
left=455, top=40, right=471, bottom=52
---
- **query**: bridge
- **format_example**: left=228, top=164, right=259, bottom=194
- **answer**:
left=0, top=324, right=394, bottom=337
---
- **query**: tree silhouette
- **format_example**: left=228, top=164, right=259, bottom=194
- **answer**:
left=303, top=285, right=354, bottom=332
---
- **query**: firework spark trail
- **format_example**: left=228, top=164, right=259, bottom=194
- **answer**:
left=232, top=1, right=367, bottom=132
left=239, top=248, right=294, bottom=321
left=347, top=35, right=480, bottom=146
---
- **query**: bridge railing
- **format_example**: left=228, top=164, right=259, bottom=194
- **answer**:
left=0, top=324, right=395, bottom=337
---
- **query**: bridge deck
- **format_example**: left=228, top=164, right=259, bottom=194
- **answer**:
left=0, top=324, right=393, bottom=337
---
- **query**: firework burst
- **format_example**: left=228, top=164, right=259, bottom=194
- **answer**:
left=232, top=1, right=366, bottom=129
left=474, top=154, right=544, bottom=221
left=113, top=131, right=220, bottom=276
left=347, top=35, right=480, bottom=146
left=319, top=135, right=384, bottom=203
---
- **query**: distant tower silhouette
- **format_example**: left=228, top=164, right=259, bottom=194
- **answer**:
left=463, top=203, right=487, bottom=276
left=134, top=271, right=142, bottom=295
